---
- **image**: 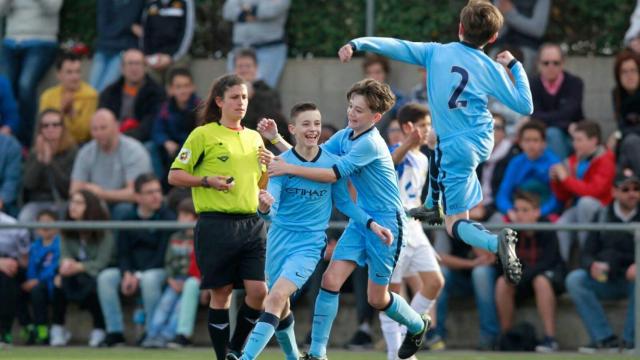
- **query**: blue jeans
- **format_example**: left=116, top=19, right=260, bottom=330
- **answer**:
left=97, top=267, right=167, bottom=333
left=227, top=43, right=288, bottom=88
left=565, top=269, right=635, bottom=344
left=89, top=50, right=122, bottom=92
left=147, top=285, right=180, bottom=340
left=0, top=40, right=57, bottom=146
left=436, top=266, right=499, bottom=345
left=176, top=277, right=200, bottom=337
left=546, top=127, right=572, bottom=160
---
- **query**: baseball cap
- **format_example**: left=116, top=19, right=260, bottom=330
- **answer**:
left=614, top=169, right=640, bottom=187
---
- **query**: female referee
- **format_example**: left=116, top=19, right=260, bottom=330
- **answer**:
left=168, top=74, right=271, bottom=360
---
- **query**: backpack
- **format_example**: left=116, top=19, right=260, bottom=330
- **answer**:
left=498, top=321, right=538, bottom=351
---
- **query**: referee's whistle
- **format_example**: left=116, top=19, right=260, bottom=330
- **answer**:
left=226, top=177, right=235, bottom=184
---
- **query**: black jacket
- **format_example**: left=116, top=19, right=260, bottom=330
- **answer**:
left=530, top=71, right=584, bottom=131
left=95, top=0, right=144, bottom=53
left=141, top=0, right=194, bottom=60
left=99, top=75, right=166, bottom=142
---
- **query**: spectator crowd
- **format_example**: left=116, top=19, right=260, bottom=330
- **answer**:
left=0, top=0, right=637, bottom=355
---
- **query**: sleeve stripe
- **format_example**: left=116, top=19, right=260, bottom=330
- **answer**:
left=332, top=164, right=342, bottom=180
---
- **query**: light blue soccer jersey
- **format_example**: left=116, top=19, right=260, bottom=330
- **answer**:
left=322, top=126, right=404, bottom=214
left=350, top=38, right=533, bottom=143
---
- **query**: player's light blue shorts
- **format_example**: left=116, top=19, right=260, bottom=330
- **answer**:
left=436, top=132, right=492, bottom=215
left=265, top=225, right=326, bottom=290
left=331, top=211, right=405, bottom=285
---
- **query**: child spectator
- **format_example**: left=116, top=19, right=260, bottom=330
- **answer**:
left=613, top=50, right=640, bottom=176
left=495, top=191, right=564, bottom=353
left=142, top=198, right=197, bottom=348
left=22, top=209, right=63, bottom=346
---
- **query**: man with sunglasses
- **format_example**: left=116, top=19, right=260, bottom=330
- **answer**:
left=565, top=170, right=639, bottom=354
left=530, top=43, right=584, bottom=159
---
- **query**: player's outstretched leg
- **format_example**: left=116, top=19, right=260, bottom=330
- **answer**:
left=377, top=290, right=429, bottom=359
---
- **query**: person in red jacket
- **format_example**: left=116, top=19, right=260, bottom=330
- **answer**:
left=550, top=120, right=615, bottom=263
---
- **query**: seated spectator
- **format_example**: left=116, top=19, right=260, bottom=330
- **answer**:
left=0, top=211, right=30, bottom=347
left=495, top=191, right=564, bottom=353
left=99, top=48, right=166, bottom=142
left=39, top=52, right=98, bottom=144
left=58, top=189, right=113, bottom=347
left=474, top=114, right=519, bottom=221
left=565, top=171, right=639, bottom=354
left=531, top=43, right=584, bottom=159
left=612, top=50, right=640, bottom=175
left=0, top=0, right=62, bottom=146
left=70, top=109, right=151, bottom=219
left=140, top=0, right=195, bottom=84
left=150, top=68, right=200, bottom=183
left=551, top=121, right=616, bottom=263
left=233, top=48, right=289, bottom=153
left=434, top=234, right=499, bottom=350
left=167, top=245, right=202, bottom=348
left=0, top=133, right=22, bottom=216
left=495, top=120, right=560, bottom=220
left=21, top=209, right=63, bottom=346
left=97, top=173, right=175, bottom=347
left=223, top=0, right=290, bottom=88
left=20, top=109, right=78, bottom=222
left=89, top=0, right=144, bottom=92
left=142, top=198, right=197, bottom=348
left=0, top=74, right=19, bottom=136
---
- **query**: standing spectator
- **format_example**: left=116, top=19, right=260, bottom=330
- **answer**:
left=70, top=109, right=152, bottom=219
left=21, top=209, right=63, bottom=346
left=496, top=120, right=560, bottom=219
left=140, top=0, right=195, bottom=84
left=493, top=0, right=551, bottom=73
left=223, top=0, right=290, bottom=88
left=39, top=52, right=98, bottom=144
left=58, top=189, right=113, bottom=347
left=99, top=48, right=166, bottom=143
left=0, top=210, right=30, bottom=347
left=550, top=121, right=616, bottom=263
left=233, top=48, right=289, bottom=154
left=97, top=173, right=174, bottom=347
left=89, top=0, right=145, bottom=92
left=142, top=198, right=196, bottom=348
left=530, top=43, right=585, bottom=159
left=150, top=68, right=200, bottom=183
left=0, top=74, right=19, bottom=136
left=0, top=133, right=21, bottom=217
left=612, top=50, right=640, bottom=175
left=565, top=171, right=639, bottom=354
left=19, top=109, right=77, bottom=222
left=0, top=0, right=62, bottom=146
left=495, top=191, right=564, bottom=353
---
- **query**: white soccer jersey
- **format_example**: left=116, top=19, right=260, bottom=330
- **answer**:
left=394, top=146, right=430, bottom=247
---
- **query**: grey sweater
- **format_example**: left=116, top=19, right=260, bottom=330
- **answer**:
left=0, top=0, right=62, bottom=42
left=223, top=0, right=290, bottom=47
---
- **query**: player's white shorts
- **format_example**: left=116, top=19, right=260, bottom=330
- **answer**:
left=390, top=221, right=440, bottom=283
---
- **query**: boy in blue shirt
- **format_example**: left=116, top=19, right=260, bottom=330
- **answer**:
left=233, top=103, right=392, bottom=360
left=337, top=0, right=533, bottom=285
left=264, top=79, right=429, bottom=359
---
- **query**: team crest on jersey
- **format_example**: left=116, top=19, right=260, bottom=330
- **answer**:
left=178, top=148, right=191, bottom=163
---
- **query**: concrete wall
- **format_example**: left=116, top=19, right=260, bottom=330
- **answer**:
left=44, top=56, right=616, bottom=135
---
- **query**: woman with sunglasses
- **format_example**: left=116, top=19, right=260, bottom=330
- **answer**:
left=19, top=109, right=78, bottom=222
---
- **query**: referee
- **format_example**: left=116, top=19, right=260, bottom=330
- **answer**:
left=168, top=74, right=270, bottom=360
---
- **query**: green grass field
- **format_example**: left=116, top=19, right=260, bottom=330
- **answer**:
left=3, top=348, right=640, bottom=360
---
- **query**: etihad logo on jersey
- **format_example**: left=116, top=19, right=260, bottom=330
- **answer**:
left=285, top=188, right=328, bottom=197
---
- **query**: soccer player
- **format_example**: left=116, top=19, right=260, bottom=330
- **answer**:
left=337, top=0, right=533, bottom=284
left=232, top=103, right=392, bottom=360
left=380, top=103, right=444, bottom=360
left=264, top=79, right=429, bottom=360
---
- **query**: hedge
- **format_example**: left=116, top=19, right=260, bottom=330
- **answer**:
left=59, top=0, right=636, bottom=57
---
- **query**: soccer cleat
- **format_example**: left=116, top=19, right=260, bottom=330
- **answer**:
left=397, top=314, right=431, bottom=359
left=578, top=335, right=620, bottom=354
left=406, top=204, right=444, bottom=225
left=497, top=228, right=522, bottom=285
left=299, top=352, right=328, bottom=360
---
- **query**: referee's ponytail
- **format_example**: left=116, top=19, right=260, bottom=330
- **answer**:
left=199, top=74, right=246, bottom=125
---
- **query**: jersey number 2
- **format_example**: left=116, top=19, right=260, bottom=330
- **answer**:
left=448, top=66, right=468, bottom=109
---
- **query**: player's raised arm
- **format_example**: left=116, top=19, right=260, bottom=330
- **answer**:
left=492, top=51, right=534, bottom=115
left=257, top=118, right=292, bottom=152
left=345, top=37, right=432, bottom=66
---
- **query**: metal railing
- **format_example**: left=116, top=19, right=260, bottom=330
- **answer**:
left=1, top=220, right=639, bottom=354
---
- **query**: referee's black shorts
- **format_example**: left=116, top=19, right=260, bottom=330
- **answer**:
left=195, top=212, right=266, bottom=289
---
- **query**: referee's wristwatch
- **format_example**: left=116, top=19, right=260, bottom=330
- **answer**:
left=201, top=176, right=211, bottom=188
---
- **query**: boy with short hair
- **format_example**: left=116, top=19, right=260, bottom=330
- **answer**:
left=337, top=0, right=534, bottom=285
left=234, top=102, right=391, bottom=360
left=264, top=79, right=429, bottom=360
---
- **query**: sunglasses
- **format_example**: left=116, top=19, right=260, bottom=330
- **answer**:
left=619, top=186, right=640, bottom=193
left=41, top=122, right=62, bottom=129
left=541, top=60, right=561, bottom=67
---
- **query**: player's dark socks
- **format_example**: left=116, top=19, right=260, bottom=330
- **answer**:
left=229, top=301, right=262, bottom=352
left=208, top=308, right=230, bottom=360
left=426, top=147, right=441, bottom=209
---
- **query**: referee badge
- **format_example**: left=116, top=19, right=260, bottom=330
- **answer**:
left=178, top=148, right=191, bottom=163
